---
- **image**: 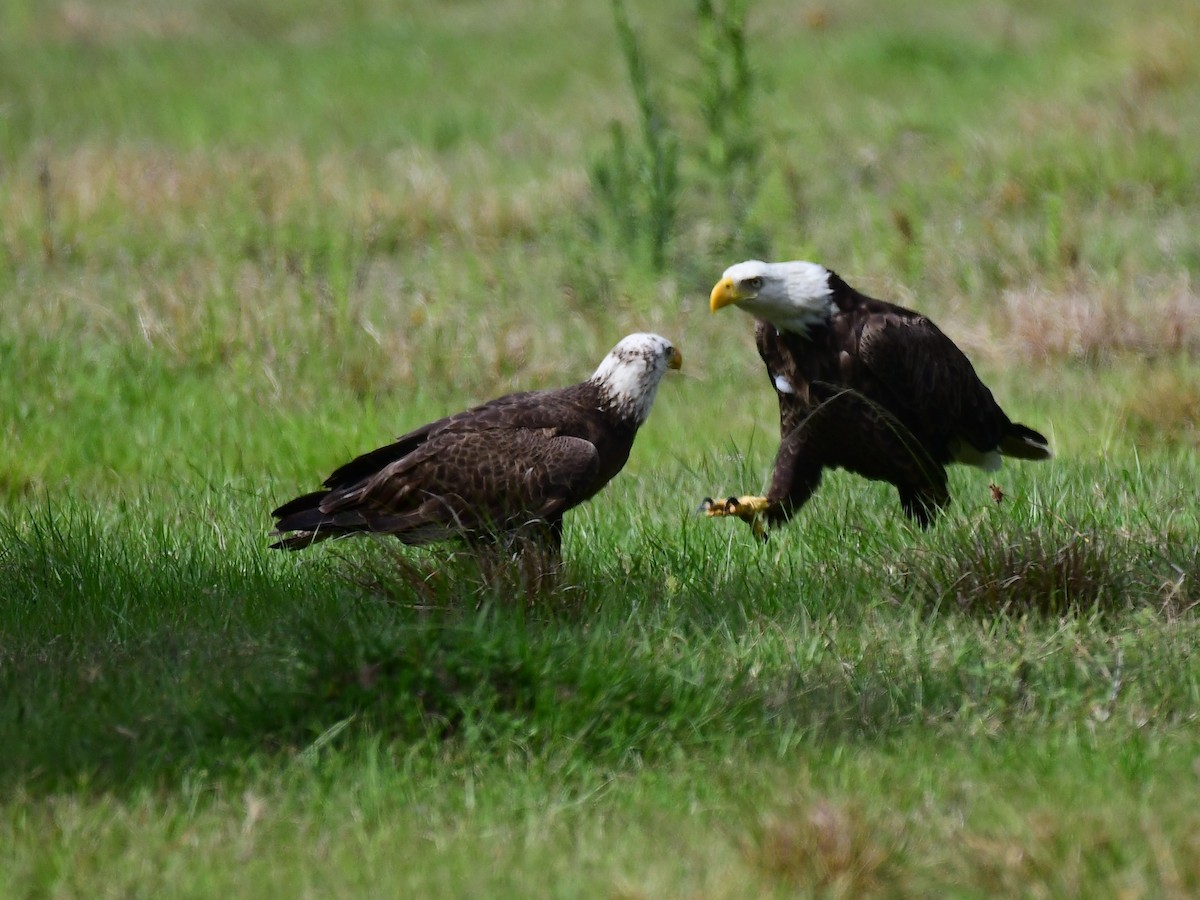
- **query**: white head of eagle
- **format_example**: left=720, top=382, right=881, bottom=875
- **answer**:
left=588, top=332, right=683, bottom=425
left=710, top=260, right=834, bottom=337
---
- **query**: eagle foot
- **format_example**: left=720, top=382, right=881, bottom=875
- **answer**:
left=699, top=495, right=771, bottom=541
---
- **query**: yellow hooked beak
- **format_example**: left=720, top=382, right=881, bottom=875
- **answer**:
left=668, top=347, right=683, bottom=370
left=709, top=276, right=746, bottom=312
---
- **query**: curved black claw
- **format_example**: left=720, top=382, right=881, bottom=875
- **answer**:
left=749, top=517, right=769, bottom=543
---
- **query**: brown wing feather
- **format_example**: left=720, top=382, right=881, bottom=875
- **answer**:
left=853, top=313, right=1009, bottom=457
left=322, top=388, right=554, bottom=488
left=271, top=381, right=634, bottom=549
left=330, top=428, right=600, bottom=531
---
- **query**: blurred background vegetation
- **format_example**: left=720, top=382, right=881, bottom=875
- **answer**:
left=2, top=0, right=1197, bottom=498
left=1, top=1, right=1199, bottom=893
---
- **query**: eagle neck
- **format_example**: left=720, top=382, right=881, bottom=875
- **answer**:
left=769, top=300, right=833, bottom=339
left=825, top=270, right=861, bottom=313
left=587, top=375, right=656, bottom=430
left=773, top=269, right=857, bottom=338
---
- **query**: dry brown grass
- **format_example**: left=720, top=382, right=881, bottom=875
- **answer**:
left=42, top=1, right=205, bottom=44
left=8, top=145, right=583, bottom=257
left=1001, top=276, right=1200, bottom=364
left=742, top=795, right=896, bottom=897
left=1119, top=366, right=1200, bottom=449
left=906, top=519, right=1198, bottom=619
left=943, top=810, right=1200, bottom=898
left=1120, top=7, right=1200, bottom=97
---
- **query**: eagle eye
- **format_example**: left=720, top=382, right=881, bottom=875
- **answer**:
left=746, top=276, right=764, bottom=290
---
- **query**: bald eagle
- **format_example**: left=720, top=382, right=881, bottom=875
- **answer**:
left=271, top=333, right=681, bottom=552
left=703, top=260, right=1051, bottom=531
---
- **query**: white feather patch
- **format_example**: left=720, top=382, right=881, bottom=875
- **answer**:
left=951, top=441, right=1003, bottom=471
left=588, top=333, right=676, bottom=426
left=721, top=260, right=833, bottom=336
left=773, top=374, right=795, bottom=394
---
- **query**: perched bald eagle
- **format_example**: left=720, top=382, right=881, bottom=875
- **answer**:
left=703, top=260, right=1051, bottom=531
left=271, top=333, right=681, bottom=552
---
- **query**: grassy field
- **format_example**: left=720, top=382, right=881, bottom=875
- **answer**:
left=2, top=0, right=1199, bottom=895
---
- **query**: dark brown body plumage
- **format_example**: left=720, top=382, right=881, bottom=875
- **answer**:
left=271, top=382, right=639, bottom=551
left=757, top=271, right=1048, bottom=526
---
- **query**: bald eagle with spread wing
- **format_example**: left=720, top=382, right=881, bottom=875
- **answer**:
left=702, top=260, right=1050, bottom=532
left=271, top=333, right=681, bottom=552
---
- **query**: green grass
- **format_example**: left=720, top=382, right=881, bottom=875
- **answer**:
left=2, top=0, right=1200, bottom=894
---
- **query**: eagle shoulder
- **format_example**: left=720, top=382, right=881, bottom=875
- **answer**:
left=755, top=319, right=817, bottom=406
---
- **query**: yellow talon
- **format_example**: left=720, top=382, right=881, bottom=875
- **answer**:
left=702, top=495, right=767, bottom=517
left=700, top=495, right=771, bottom=541
left=734, top=495, right=770, bottom=517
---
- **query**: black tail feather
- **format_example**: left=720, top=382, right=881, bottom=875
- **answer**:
left=271, top=489, right=331, bottom=519
left=269, top=529, right=343, bottom=551
left=271, top=489, right=343, bottom=550
left=1000, top=422, right=1052, bottom=460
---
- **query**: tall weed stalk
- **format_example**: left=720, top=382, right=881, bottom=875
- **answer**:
left=590, top=0, right=766, bottom=272
left=591, top=0, right=681, bottom=272
left=694, top=0, right=767, bottom=255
